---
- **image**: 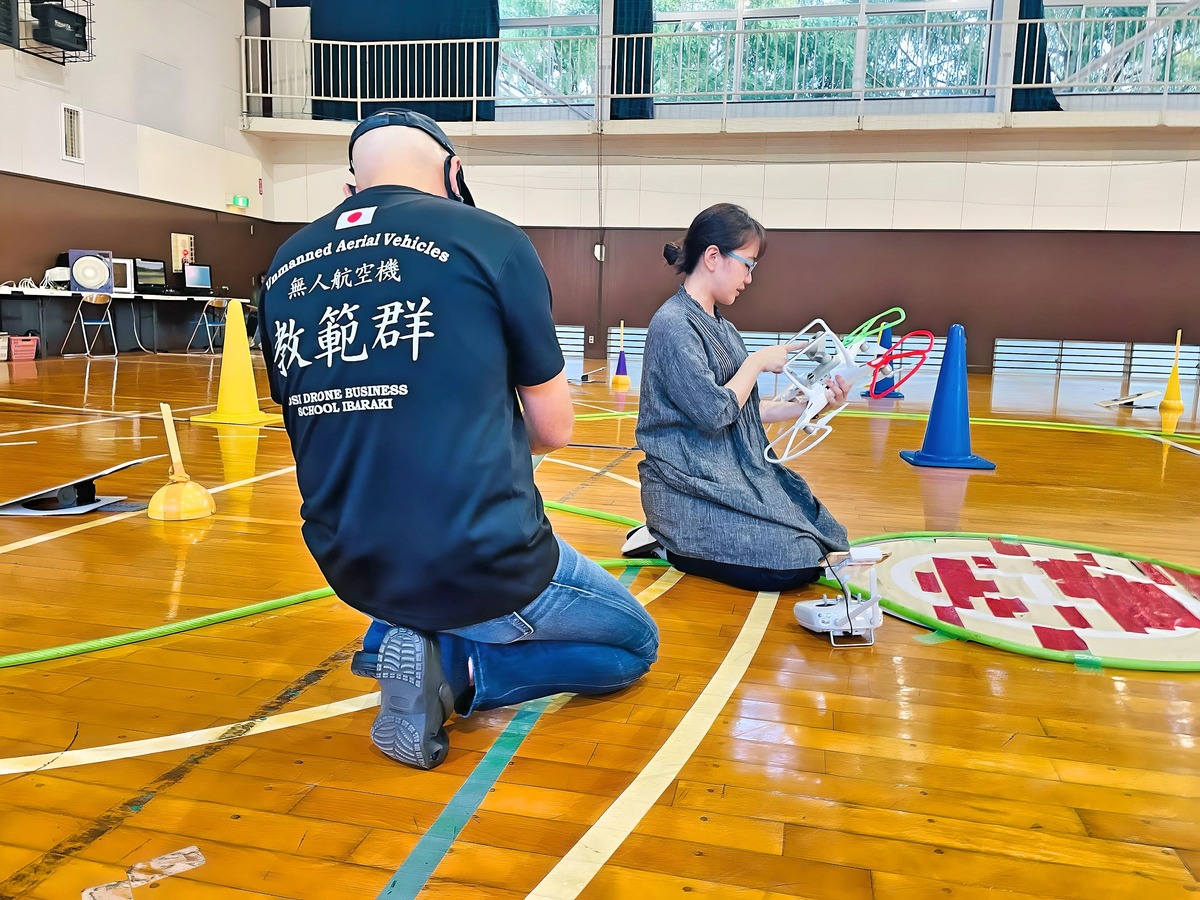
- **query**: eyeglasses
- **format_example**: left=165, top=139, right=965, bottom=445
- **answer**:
left=725, top=251, right=758, bottom=274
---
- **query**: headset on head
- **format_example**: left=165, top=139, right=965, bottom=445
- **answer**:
left=347, top=108, right=475, bottom=206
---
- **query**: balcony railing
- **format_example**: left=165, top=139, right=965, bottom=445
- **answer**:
left=241, top=12, right=1200, bottom=123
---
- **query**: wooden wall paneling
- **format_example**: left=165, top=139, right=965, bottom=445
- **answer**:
left=525, top=228, right=603, bottom=350
left=599, top=228, right=1200, bottom=370
left=0, top=173, right=300, bottom=300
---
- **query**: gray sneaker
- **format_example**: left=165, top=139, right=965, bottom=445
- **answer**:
left=350, top=627, right=455, bottom=769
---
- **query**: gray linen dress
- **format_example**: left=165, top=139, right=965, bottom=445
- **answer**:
left=636, top=287, right=849, bottom=570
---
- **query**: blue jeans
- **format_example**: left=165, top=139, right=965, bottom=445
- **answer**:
left=365, top=537, right=659, bottom=715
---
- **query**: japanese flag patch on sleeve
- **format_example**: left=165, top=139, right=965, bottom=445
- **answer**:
left=336, top=206, right=377, bottom=229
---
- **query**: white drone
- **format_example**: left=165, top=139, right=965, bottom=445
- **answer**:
left=765, top=307, right=933, bottom=462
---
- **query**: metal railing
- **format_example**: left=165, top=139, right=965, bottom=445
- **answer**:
left=242, top=12, right=1200, bottom=122
left=993, top=338, right=1200, bottom=379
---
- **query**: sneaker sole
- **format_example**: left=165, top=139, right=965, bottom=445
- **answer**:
left=353, top=630, right=454, bottom=770
left=621, top=524, right=661, bottom=558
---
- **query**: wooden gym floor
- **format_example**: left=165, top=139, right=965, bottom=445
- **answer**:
left=0, top=352, right=1198, bottom=899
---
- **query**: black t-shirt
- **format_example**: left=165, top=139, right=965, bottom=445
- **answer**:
left=260, top=185, right=564, bottom=631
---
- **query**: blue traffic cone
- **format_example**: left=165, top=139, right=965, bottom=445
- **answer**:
left=863, top=325, right=903, bottom=399
left=899, top=324, right=995, bottom=470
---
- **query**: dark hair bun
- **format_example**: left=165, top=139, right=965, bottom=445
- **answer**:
left=663, top=242, right=682, bottom=266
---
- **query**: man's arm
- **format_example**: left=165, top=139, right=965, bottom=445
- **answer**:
left=516, top=369, right=573, bottom=455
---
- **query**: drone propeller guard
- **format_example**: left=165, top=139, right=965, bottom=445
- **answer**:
left=764, top=309, right=932, bottom=463
left=866, top=329, right=935, bottom=399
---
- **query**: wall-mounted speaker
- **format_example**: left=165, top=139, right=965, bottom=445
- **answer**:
left=68, top=249, right=114, bottom=294
left=0, top=0, right=19, bottom=50
left=31, top=2, right=88, bottom=53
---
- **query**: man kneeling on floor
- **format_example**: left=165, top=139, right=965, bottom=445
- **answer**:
left=260, top=108, right=660, bottom=769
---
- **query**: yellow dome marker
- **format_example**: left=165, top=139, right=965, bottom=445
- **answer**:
left=148, top=403, right=216, bottom=521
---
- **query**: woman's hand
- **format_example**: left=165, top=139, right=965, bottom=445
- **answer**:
left=760, top=373, right=852, bottom=424
left=752, top=342, right=803, bottom=375
left=823, top=374, right=850, bottom=406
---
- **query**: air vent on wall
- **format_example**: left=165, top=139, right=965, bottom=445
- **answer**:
left=62, top=103, right=82, bottom=162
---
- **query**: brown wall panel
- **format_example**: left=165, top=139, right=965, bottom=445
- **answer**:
left=0, top=173, right=301, bottom=298
left=5, top=172, right=1194, bottom=371
left=597, top=228, right=1200, bottom=370
left=525, top=228, right=602, bottom=347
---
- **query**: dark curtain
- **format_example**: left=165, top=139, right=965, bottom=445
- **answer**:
left=612, top=0, right=654, bottom=120
left=285, top=0, right=498, bottom=122
left=1011, top=0, right=1062, bottom=111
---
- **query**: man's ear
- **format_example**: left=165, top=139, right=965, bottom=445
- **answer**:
left=448, top=156, right=463, bottom=200
left=343, top=182, right=357, bottom=198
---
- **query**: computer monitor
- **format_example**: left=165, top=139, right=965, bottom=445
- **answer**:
left=111, top=258, right=134, bottom=294
left=183, top=263, right=213, bottom=294
left=134, top=258, right=167, bottom=293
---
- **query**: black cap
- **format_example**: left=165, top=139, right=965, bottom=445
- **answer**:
left=347, top=108, right=475, bottom=206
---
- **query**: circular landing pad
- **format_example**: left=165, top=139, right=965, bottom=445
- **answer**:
left=857, top=534, right=1200, bottom=671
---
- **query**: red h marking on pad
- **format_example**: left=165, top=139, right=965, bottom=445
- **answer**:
left=934, top=605, right=963, bottom=627
left=1034, top=626, right=1089, bottom=652
left=989, top=539, right=1029, bottom=557
left=985, top=597, right=1028, bottom=618
left=916, top=571, right=942, bottom=594
left=1056, top=605, right=1091, bottom=629
left=932, top=557, right=998, bottom=610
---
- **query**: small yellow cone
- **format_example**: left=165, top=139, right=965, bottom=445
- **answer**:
left=1157, top=330, right=1185, bottom=481
left=192, top=299, right=282, bottom=427
left=1158, top=329, right=1185, bottom=423
left=1160, top=404, right=1182, bottom=437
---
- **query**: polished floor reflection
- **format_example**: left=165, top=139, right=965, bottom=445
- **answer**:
left=0, top=353, right=1197, bottom=899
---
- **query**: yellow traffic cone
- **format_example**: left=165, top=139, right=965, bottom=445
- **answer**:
left=1158, top=329, right=1185, bottom=435
left=192, top=299, right=282, bottom=427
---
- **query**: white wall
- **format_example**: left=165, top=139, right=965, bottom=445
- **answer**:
left=264, top=125, right=1200, bottom=232
left=0, top=0, right=266, bottom=217
left=4, top=2, right=1196, bottom=235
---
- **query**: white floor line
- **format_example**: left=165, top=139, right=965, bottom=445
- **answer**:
left=527, top=590, right=781, bottom=900
left=0, top=465, right=296, bottom=557
left=0, top=693, right=381, bottom=776
left=541, top=455, right=640, bottom=488
left=572, top=401, right=626, bottom=414
left=0, top=416, right=127, bottom=439
left=0, top=402, right=217, bottom=440
left=1145, top=434, right=1200, bottom=457
left=0, top=569, right=684, bottom=775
